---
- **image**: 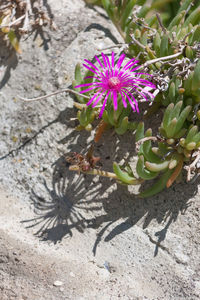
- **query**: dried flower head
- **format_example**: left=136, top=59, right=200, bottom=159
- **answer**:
left=75, top=52, right=156, bottom=117
left=65, top=145, right=100, bottom=173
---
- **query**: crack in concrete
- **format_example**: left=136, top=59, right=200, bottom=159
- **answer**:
left=144, top=230, right=171, bottom=257
left=0, top=118, right=58, bottom=161
left=145, top=230, right=188, bottom=266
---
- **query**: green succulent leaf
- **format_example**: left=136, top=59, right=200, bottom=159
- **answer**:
left=74, top=63, right=82, bottom=85
left=160, top=35, right=169, bottom=57
left=145, top=160, right=170, bottom=172
left=139, top=169, right=174, bottom=198
left=115, top=116, right=129, bottom=135
left=102, top=0, right=114, bottom=19
left=166, top=118, right=178, bottom=138
left=192, top=60, right=200, bottom=93
left=177, top=0, right=193, bottom=14
left=142, top=129, right=162, bottom=163
left=193, top=132, right=200, bottom=143
left=184, top=6, right=200, bottom=26
left=135, top=122, right=145, bottom=142
left=190, top=25, right=200, bottom=44
left=113, top=162, right=141, bottom=185
left=185, top=125, right=198, bottom=144
left=168, top=10, right=185, bottom=30
left=171, top=101, right=183, bottom=120
left=186, top=142, right=196, bottom=151
left=120, top=0, right=137, bottom=31
left=174, top=105, right=192, bottom=135
left=153, top=32, right=161, bottom=57
left=136, top=155, right=158, bottom=180
left=163, top=103, right=174, bottom=130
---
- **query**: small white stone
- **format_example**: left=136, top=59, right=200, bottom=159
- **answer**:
left=70, top=272, right=75, bottom=277
left=97, top=268, right=110, bottom=278
left=53, top=280, right=63, bottom=287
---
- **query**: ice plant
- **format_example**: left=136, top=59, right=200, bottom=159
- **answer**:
left=75, top=52, right=156, bottom=117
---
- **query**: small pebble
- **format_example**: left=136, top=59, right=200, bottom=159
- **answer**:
left=53, top=280, right=63, bottom=287
left=70, top=272, right=75, bottom=277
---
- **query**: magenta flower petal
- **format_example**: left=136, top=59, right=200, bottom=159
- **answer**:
left=84, top=76, right=95, bottom=80
left=135, top=79, right=156, bottom=88
left=82, top=64, right=98, bottom=74
left=122, top=88, right=139, bottom=113
left=75, top=82, right=101, bottom=88
left=84, top=59, right=99, bottom=71
left=105, top=55, right=111, bottom=70
left=75, top=52, right=156, bottom=117
left=112, top=90, right=118, bottom=111
left=129, top=65, right=141, bottom=72
left=92, top=90, right=106, bottom=107
left=79, top=86, right=100, bottom=93
left=123, top=61, right=139, bottom=71
left=111, top=52, right=115, bottom=69
left=122, top=90, right=136, bottom=111
left=122, top=58, right=136, bottom=70
left=101, top=53, right=108, bottom=69
left=99, top=92, right=110, bottom=118
left=114, top=53, right=126, bottom=75
left=87, top=89, right=104, bottom=106
left=95, top=55, right=104, bottom=69
left=119, top=91, right=127, bottom=108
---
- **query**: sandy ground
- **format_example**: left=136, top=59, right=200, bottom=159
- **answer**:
left=0, top=0, right=200, bottom=299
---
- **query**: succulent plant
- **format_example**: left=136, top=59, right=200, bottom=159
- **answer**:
left=70, top=0, right=200, bottom=197
left=72, top=54, right=146, bottom=135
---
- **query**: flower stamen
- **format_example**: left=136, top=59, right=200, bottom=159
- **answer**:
left=108, top=76, right=121, bottom=89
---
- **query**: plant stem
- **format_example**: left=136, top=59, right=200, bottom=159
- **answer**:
left=94, top=120, right=108, bottom=143
left=18, top=88, right=90, bottom=102
left=143, top=51, right=183, bottom=68
left=69, top=166, right=118, bottom=179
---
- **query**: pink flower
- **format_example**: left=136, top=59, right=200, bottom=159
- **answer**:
left=75, top=52, right=156, bottom=118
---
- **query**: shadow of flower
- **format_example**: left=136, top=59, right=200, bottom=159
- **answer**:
left=21, top=99, right=198, bottom=254
left=22, top=154, right=109, bottom=243
left=22, top=148, right=197, bottom=255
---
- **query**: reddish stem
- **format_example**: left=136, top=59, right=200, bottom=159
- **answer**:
left=94, top=120, right=108, bottom=143
left=166, top=156, right=184, bottom=188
